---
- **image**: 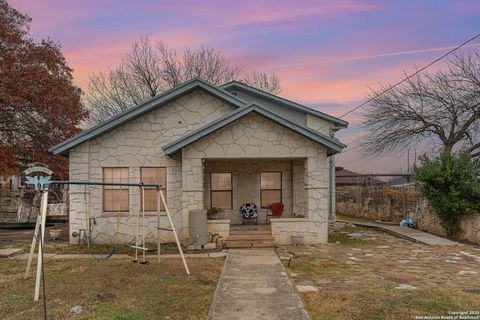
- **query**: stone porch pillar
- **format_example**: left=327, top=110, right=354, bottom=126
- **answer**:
left=181, top=149, right=204, bottom=242
left=292, top=161, right=306, bottom=217
left=304, top=155, right=329, bottom=243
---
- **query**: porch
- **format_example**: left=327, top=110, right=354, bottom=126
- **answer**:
left=200, top=158, right=325, bottom=246
left=203, top=158, right=306, bottom=224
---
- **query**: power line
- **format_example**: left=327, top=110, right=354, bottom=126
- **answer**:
left=330, top=32, right=480, bottom=160
left=338, top=32, right=480, bottom=119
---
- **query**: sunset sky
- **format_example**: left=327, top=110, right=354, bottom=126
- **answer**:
left=9, top=0, right=480, bottom=173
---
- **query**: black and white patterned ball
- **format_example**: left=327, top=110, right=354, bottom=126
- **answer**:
left=240, top=203, right=258, bottom=218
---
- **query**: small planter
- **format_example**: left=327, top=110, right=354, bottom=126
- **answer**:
left=291, top=235, right=304, bottom=246
left=207, top=207, right=223, bottom=220
left=49, top=229, right=63, bottom=240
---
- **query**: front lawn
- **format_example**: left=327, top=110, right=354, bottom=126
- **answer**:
left=278, top=223, right=480, bottom=320
left=0, top=257, right=224, bottom=319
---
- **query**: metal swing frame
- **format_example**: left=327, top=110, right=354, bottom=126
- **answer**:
left=24, top=180, right=190, bottom=301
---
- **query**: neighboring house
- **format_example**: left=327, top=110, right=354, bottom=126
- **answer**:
left=336, top=168, right=386, bottom=187
left=51, top=78, right=347, bottom=245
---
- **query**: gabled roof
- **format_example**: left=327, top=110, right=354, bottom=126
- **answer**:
left=50, top=78, right=246, bottom=155
left=163, top=103, right=346, bottom=156
left=221, top=81, right=348, bottom=128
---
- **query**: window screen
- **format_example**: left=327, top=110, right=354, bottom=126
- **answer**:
left=103, top=168, right=129, bottom=212
left=211, top=173, right=232, bottom=209
left=260, top=172, right=282, bottom=207
left=141, top=167, right=167, bottom=211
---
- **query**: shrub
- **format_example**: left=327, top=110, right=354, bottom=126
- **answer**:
left=416, top=151, right=480, bottom=238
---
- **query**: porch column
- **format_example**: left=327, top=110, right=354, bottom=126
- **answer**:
left=305, top=156, right=329, bottom=243
left=181, top=149, right=204, bottom=243
left=292, top=161, right=306, bottom=217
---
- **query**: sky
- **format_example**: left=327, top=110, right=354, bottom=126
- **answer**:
left=8, top=0, right=480, bottom=173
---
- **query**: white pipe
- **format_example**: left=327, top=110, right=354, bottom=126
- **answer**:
left=126, top=245, right=152, bottom=251
left=141, top=186, right=146, bottom=263
left=157, top=191, right=161, bottom=264
left=34, top=191, right=48, bottom=301
left=159, top=190, right=190, bottom=275
left=25, top=208, right=41, bottom=279
left=135, top=187, right=139, bottom=262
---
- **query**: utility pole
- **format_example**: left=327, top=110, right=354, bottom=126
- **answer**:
left=407, top=149, right=410, bottom=173
left=414, top=149, right=417, bottom=170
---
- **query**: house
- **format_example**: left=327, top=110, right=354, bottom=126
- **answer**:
left=50, top=78, right=347, bottom=245
left=336, top=168, right=386, bottom=187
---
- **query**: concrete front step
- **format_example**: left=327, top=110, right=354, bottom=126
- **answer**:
left=225, top=240, right=277, bottom=249
left=227, top=225, right=276, bottom=248
left=227, top=234, right=275, bottom=241
left=229, top=230, right=272, bottom=235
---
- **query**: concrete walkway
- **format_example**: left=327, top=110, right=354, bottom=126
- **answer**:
left=343, top=220, right=460, bottom=246
left=208, top=249, right=309, bottom=320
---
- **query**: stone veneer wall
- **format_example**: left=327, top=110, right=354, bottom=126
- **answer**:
left=271, top=218, right=321, bottom=245
left=337, top=200, right=480, bottom=244
left=68, top=89, right=234, bottom=244
left=183, top=111, right=330, bottom=243
left=207, top=219, right=230, bottom=239
left=68, top=88, right=336, bottom=245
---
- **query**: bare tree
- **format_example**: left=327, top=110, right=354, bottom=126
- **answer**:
left=86, top=36, right=280, bottom=125
left=243, top=71, right=281, bottom=95
left=361, top=51, right=480, bottom=158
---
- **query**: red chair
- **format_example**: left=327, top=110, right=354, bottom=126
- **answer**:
left=263, top=202, right=284, bottom=224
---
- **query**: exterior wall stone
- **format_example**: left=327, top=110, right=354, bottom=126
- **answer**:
left=68, top=89, right=234, bottom=244
left=184, top=112, right=326, bottom=159
left=271, top=218, right=322, bottom=245
left=68, top=89, right=336, bottom=245
left=292, top=161, right=306, bottom=217
left=184, top=112, right=329, bottom=244
left=207, top=219, right=230, bottom=239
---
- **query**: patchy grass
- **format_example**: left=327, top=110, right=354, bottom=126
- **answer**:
left=336, top=214, right=375, bottom=223
left=9, top=241, right=219, bottom=256
left=279, top=223, right=480, bottom=320
left=327, top=225, right=377, bottom=247
left=0, top=257, right=224, bottom=319
left=302, top=288, right=480, bottom=320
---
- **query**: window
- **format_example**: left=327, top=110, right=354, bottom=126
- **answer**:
left=140, top=167, right=167, bottom=211
left=211, top=173, right=232, bottom=209
left=260, top=172, right=282, bottom=207
left=103, top=168, right=129, bottom=212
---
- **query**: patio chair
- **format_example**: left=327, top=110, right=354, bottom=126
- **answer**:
left=240, top=203, right=258, bottom=225
left=263, top=202, right=284, bottom=224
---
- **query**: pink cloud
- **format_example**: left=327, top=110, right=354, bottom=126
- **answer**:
left=156, top=1, right=380, bottom=24
left=9, top=0, right=106, bottom=34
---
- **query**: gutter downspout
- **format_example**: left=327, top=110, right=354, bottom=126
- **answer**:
left=328, top=155, right=334, bottom=229
left=328, top=127, right=341, bottom=230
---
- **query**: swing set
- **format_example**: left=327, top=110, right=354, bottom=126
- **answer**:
left=24, top=180, right=190, bottom=302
